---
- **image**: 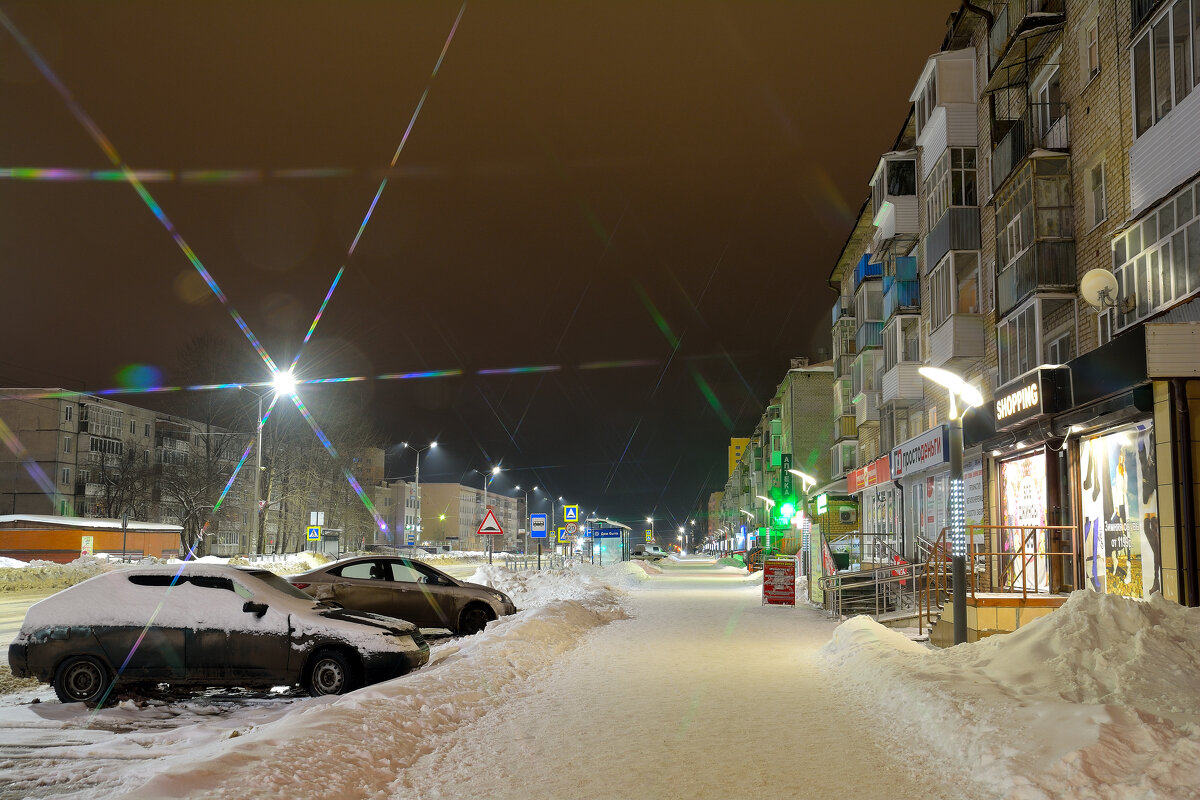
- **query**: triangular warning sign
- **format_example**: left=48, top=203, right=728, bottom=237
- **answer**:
left=476, top=508, right=504, bottom=536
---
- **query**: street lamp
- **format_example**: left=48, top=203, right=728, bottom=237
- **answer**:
left=238, top=379, right=293, bottom=556
left=919, top=366, right=984, bottom=646
left=470, top=465, right=501, bottom=563
left=399, top=441, right=437, bottom=550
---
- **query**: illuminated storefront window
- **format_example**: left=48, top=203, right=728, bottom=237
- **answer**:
left=999, top=450, right=1048, bottom=591
left=1079, top=421, right=1160, bottom=599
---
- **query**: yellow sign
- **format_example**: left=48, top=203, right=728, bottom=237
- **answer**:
left=557, top=527, right=569, bottom=544
left=306, top=525, right=322, bottom=541
left=645, top=529, right=652, bottom=543
left=563, top=505, right=579, bottom=523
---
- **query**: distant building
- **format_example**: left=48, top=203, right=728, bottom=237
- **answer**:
left=727, top=438, right=749, bottom=478
left=418, top=483, right=526, bottom=552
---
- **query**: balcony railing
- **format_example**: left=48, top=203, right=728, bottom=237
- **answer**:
left=833, top=415, right=858, bottom=442
left=855, top=320, right=884, bottom=352
left=992, top=104, right=1070, bottom=192
left=882, top=277, right=920, bottom=320
left=834, top=353, right=855, bottom=380
left=831, top=297, right=854, bottom=326
left=851, top=254, right=883, bottom=292
left=990, top=0, right=1066, bottom=67
left=925, top=207, right=981, bottom=269
left=996, top=240, right=1076, bottom=317
left=1131, top=0, right=1160, bottom=31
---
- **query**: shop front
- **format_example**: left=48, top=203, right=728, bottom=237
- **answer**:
left=847, top=455, right=897, bottom=564
left=967, top=331, right=1172, bottom=603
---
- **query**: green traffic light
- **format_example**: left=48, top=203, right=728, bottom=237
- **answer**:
left=779, top=502, right=796, bottom=520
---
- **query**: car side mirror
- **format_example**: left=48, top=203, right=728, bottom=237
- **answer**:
left=242, top=601, right=268, bottom=618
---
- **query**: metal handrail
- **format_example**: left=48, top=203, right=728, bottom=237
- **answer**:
left=918, top=524, right=1078, bottom=634
left=817, top=558, right=925, bottom=621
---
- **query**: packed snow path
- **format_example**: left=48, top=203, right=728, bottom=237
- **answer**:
left=397, top=558, right=965, bottom=800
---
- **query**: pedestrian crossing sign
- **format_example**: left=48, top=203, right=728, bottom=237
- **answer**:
left=557, top=527, right=570, bottom=544
left=307, top=525, right=321, bottom=542
left=563, top=505, right=579, bottom=523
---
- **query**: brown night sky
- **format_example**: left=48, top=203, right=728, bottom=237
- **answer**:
left=0, top=1, right=956, bottom=526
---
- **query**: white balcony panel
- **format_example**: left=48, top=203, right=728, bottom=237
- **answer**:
left=854, top=391, right=880, bottom=427
left=880, top=363, right=924, bottom=406
left=918, top=106, right=949, bottom=177
left=1131, top=90, right=1200, bottom=216
left=928, top=313, right=986, bottom=369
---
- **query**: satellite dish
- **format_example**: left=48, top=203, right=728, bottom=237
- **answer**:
left=1080, top=268, right=1120, bottom=309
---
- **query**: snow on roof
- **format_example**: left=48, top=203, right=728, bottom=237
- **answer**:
left=0, top=514, right=183, bottom=532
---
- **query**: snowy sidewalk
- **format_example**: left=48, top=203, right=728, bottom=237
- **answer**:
left=395, top=559, right=965, bottom=800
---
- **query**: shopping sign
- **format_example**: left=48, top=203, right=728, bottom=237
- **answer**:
left=530, top=513, right=548, bottom=538
left=476, top=509, right=504, bottom=536
left=557, top=527, right=570, bottom=544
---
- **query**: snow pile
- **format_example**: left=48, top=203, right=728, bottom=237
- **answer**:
left=0, top=556, right=113, bottom=593
left=821, top=590, right=1200, bottom=799
left=716, top=556, right=745, bottom=569
left=464, top=560, right=651, bottom=609
left=0, top=556, right=28, bottom=568
left=118, top=570, right=629, bottom=799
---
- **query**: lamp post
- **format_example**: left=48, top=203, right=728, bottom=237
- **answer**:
left=473, top=465, right=501, bottom=563
left=400, top=441, right=437, bottom=550
left=919, top=366, right=984, bottom=646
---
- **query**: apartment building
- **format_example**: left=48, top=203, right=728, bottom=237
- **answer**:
left=419, top=482, right=527, bottom=552
left=809, top=0, right=1200, bottom=613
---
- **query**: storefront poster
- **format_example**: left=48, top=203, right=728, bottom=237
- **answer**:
left=762, top=558, right=797, bottom=605
left=999, top=451, right=1048, bottom=591
left=963, top=456, right=984, bottom=526
left=1079, top=421, right=1159, bottom=599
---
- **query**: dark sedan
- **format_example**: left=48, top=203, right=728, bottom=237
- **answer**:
left=289, top=556, right=516, bottom=635
left=7, top=564, right=430, bottom=706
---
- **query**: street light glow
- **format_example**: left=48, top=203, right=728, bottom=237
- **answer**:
left=918, top=366, right=983, bottom=408
left=492, top=466, right=501, bottom=475
left=272, top=370, right=296, bottom=396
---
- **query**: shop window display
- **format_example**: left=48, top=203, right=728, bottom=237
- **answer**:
left=1079, top=422, right=1160, bottom=599
left=999, top=451, right=1049, bottom=591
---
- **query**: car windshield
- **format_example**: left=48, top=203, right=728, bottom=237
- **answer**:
left=248, top=570, right=318, bottom=601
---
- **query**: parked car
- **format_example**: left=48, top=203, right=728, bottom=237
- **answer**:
left=630, top=544, right=668, bottom=561
left=7, top=564, right=430, bottom=707
left=288, top=556, right=516, bottom=635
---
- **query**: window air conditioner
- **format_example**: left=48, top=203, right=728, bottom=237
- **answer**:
left=838, top=507, right=857, bottom=524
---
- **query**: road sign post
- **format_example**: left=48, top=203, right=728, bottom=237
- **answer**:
left=530, top=512, right=548, bottom=570
left=477, top=508, right=504, bottom=565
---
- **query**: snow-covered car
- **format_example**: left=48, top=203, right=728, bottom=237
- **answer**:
left=288, top=556, right=516, bottom=635
left=630, top=544, right=668, bottom=561
left=7, top=564, right=430, bottom=706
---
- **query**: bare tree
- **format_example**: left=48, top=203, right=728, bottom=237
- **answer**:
left=82, top=438, right=153, bottom=521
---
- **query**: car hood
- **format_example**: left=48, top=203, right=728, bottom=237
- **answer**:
left=316, top=606, right=419, bottom=636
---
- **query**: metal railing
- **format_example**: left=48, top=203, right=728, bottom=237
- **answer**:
left=501, top=552, right=575, bottom=571
left=996, top=239, right=1076, bottom=316
left=918, top=524, right=1078, bottom=634
left=817, top=559, right=923, bottom=621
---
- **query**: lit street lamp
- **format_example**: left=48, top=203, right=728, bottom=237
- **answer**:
left=919, top=366, right=984, bottom=645
left=400, top=441, right=437, bottom=550
left=238, top=373, right=295, bottom=556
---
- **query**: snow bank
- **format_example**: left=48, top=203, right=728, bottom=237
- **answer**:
left=464, top=560, right=652, bottom=608
left=120, top=569, right=630, bottom=799
left=0, top=556, right=28, bottom=568
left=821, top=591, right=1200, bottom=799
left=0, top=556, right=113, bottom=593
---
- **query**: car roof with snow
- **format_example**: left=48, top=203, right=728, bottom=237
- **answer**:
left=21, top=563, right=319, bottom=632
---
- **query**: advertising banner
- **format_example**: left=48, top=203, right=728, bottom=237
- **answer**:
left=1080, top=421, right=1159, bottom=599
left=762, top=558, right=797, bottom=606
left=999, top=451, right=1048, bottom=591
left=890, top=425, right=949, bottom=480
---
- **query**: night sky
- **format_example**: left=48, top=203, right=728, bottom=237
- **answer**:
left=1, top=1, right=954, bottom=530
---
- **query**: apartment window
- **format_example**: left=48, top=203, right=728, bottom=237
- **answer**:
left=1033, top=63, right=1064, bottom=138
left=931, top=252, right=981, bottom=329
left=1088, top=161, right=1108, bottom=228
left=130, top=419, right=137, bottom=435
left=61, top=467, right=71, bottom=486
left=998, top=298, right=1076, bottom=384
left=1133, top=0, right=1196, bottom=137
left=1085, top=20, right=1100, bottom=80
left=63, top=436, right=71, bottom=454
left=63, top=405, right=72, bottom=422
left=144, top=423, right=151, bottom=437
left=1045, top=329, right=1074, bottom=364
left=998, top=303, right=1037, bottom=385
left=1111, top=178, right=1200, bottom=332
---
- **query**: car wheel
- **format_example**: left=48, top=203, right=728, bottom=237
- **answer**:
left=306, top=650, right=356, bottom=697
left=458, top=605, right=493, bottom=636
left=53, top=655, right=111, bottom=706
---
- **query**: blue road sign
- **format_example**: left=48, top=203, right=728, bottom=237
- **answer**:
left=530, top=513, right=549, bottom=538
left=306, top=525, right=321, bottom=541
left=592, top=527, right=622, bottom=538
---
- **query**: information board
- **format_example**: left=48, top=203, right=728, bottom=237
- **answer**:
left=762, top=557, right=797, bottom=606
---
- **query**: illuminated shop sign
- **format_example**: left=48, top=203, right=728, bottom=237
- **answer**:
left=891, top=425, right=950, bottom=479
left=993, top=366, right=1071, bottom=432
left=848, top=454, right=891, bottom=492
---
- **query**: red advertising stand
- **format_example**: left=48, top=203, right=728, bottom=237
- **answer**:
left=762, top=556, right=797, bottom=606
